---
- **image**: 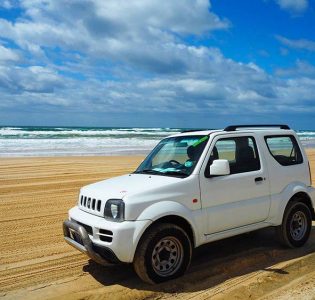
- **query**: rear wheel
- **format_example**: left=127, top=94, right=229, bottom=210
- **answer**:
left=277, top=200, right=312, bottom=248
left=133, top=223, right=192, bottom=284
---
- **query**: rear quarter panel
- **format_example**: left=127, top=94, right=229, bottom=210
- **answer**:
left=261, top=131, right=312, bottom=224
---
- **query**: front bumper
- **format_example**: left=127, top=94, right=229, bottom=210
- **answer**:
left=65, top=206, right=152, bottom=263
left=63, top=220, right=119, bottom=265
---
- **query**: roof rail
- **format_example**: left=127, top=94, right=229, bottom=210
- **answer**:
left=224, top=124, right=290, bottom=131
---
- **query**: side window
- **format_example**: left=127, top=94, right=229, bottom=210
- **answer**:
left=215, top=139, right=236, bottom=163
left=265, top=136, right=303, bottom=166
left=208, top=136, right=260, bottom=174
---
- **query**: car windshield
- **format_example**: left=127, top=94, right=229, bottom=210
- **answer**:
left=134, top=135, right=209, bottom=177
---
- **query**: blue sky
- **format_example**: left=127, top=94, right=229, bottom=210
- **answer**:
left=0, top=0, right=314, bottom=129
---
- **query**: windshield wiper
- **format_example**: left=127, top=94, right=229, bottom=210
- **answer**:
left=134, top=169, right=162, bottom=175
left=134, top=169, right=188, bottom=177
left=162, top=170, right=188, bottom=177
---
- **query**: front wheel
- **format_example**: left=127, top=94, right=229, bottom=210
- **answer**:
left=133, top=223, right=192, bottom=284
left=277, top=201, right=312, bottom=248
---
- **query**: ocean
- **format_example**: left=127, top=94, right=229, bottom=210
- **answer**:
left=1, top=126, right=315, bottom=157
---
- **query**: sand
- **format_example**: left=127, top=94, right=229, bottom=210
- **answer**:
left=0, top=151, right=315, bottom=300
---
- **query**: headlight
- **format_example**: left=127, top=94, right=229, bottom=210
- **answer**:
left=104, top=199, right=125, bottom=222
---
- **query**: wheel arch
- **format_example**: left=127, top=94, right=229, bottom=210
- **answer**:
left=130, top=200, right=202, bottom=262
left=287, top=192, right=315, bottom=220
left=145, top=215, right=195, bottom=247
left=132, top=213, right=197, bottom=263
left=271, top=183, right=315, bottom=225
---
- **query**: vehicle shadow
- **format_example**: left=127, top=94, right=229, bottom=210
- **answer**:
left=83, top=224, right=315, bottom=293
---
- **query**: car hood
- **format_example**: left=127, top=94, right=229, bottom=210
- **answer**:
left=81, top=173, right=184, bottom=201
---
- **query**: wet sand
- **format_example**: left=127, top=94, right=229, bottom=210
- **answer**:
left=0, top=151, right=315, bottom=300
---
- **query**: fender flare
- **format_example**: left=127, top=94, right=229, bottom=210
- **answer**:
left=132, top=201, right=202, bottom=254
left=272, top=182, right=313, bottom=224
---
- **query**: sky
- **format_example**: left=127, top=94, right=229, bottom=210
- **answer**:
left=0, top=0, right=315, bottom=129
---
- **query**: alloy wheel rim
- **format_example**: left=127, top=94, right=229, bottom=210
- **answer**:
left=290, top=211, right=307, bottom=241
left=151, top=236, right=183, bottom=277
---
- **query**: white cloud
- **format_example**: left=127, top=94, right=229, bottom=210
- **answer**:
left=2, top=55, right=314, bottom=116
left=0, top=0, right=14, bottom=9
left=276, top=60, right=315, bottom=77
left=0, top=65, right=64, bottom=94
left=276, top=35, right=315, bottom=52
left=0, top=0, right=314, bottom=118
left=0, top=0, right=230, bottom=73
left=275, top=0, right=308, bottom=13
left=0, top=45, right=19, bottom=62
left=20, top=0, right=229, bottom=35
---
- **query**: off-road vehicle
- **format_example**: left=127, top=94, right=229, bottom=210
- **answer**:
left=63, top=124, right=315, bottom=283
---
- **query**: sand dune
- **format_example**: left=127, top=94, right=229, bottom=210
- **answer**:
left=0, top=151, right=315, bottom=300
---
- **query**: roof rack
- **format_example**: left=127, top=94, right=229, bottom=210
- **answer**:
left=224, top=124, right=290, bottom=131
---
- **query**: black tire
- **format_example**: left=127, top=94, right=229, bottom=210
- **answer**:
left=133, top=223, right=192, bottom=284
left=277, top=200, right=312, bottom=248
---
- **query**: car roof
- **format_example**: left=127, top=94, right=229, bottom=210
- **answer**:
left=169, top=128, right=296, bottom=138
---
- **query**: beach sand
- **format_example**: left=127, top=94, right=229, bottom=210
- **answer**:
left=1, top=151, right=315, bottom=300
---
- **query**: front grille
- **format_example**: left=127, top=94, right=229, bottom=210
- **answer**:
left=80, top=195, right=102, bottom=212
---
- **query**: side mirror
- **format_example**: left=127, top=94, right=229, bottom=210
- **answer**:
left=210, top=159, right=230, bottom=176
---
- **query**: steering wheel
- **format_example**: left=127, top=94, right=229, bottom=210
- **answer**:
left=168, top=159, right=181, bottom=166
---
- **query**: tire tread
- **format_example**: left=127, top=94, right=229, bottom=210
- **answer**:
left=133, top=223, right=192, bottom=284
left=277, top=199, right=311, bottom=248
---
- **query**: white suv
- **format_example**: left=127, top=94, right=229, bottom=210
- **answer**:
left=63, top=124, right=315, bottom=284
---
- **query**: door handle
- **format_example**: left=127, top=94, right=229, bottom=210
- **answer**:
left=255, top=177, right=264, bottom=182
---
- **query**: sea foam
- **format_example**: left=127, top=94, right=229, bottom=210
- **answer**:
left=0, top=126, right=314, bottom=157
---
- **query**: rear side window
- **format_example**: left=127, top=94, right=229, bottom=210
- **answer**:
left=265, top=135, right=303, bottom=166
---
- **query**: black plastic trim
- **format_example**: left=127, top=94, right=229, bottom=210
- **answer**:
left=92, top=244, right=120, bottom=263
left=63, top=220, right=121, bottom=265
left=225, top=124, right=290, bottom=131
left=74, top=220, right=93, bottom=235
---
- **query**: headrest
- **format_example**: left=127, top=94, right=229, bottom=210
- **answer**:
left=187, top=145, right=196, bottom=160
left=237, top=146, right=255, bottom=162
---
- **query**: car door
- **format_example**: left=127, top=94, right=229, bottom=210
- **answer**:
left=199, top=133, right=271, bottom=234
